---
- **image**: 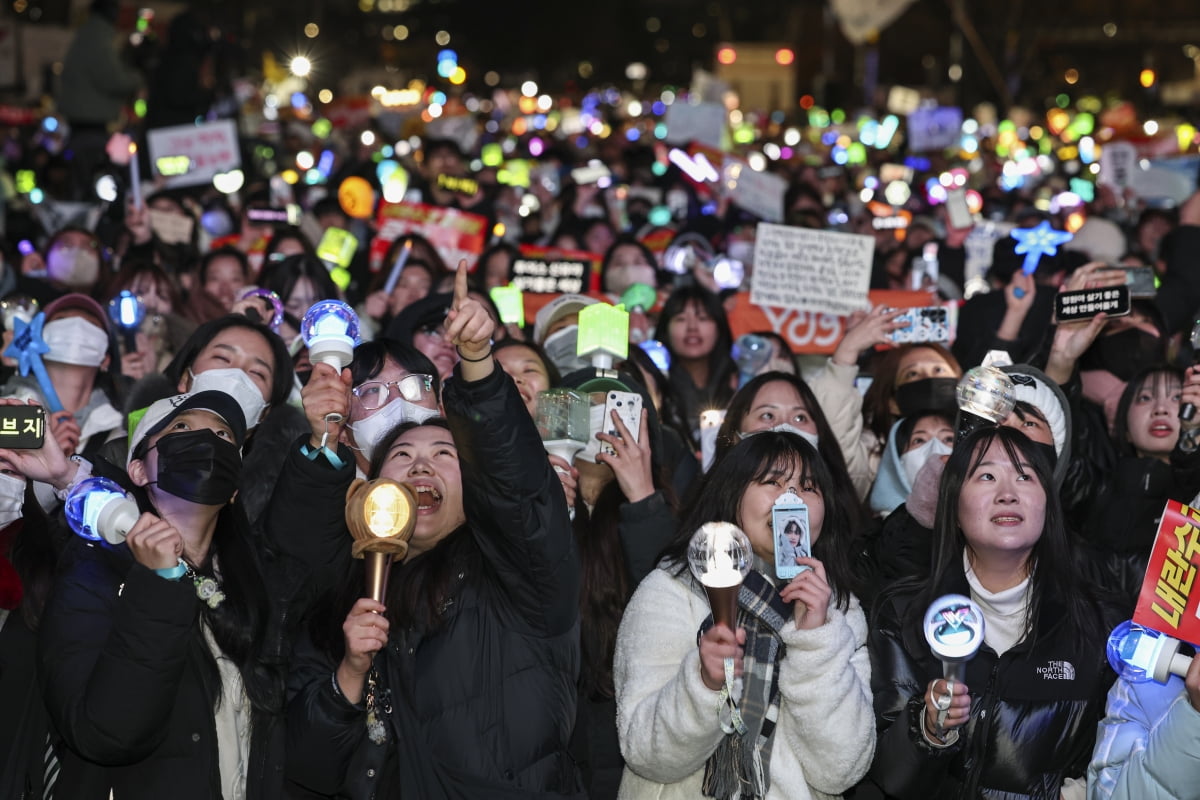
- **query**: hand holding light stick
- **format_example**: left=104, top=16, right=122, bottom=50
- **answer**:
left=346, top=479, right=417, bottom=603
left=108, top=290, right=146, bottom=354
left=3, top=312, right=65, bottom=413
left=64, top=477, right=140, bottom=544
left=301, top=300, right=362, bottom=444
left=924, top=594, right=985, bottom=734
left=688, top=522, right=753, bottom=630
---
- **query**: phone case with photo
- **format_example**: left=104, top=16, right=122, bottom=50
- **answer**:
left=773, top=501, right=811, bottom=580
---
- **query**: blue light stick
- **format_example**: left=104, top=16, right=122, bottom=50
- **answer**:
left=3, top=312, right=64, bottom=413
left=107, top=290, right=146, bottom=354
left=1010, top=221, right=1073, bottom=298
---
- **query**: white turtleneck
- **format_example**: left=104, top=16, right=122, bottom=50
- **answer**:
left=963, top=551, right=1031, bottom=656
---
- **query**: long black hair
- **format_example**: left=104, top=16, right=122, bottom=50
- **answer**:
left=658, top=431, right=856, bottom=610
left=1112, top=364, right=1181, bottom=458
left=164, top=314, right=294, bottom=409
left=194, top=501, right=284, bottom=715
left=658, top=284, right=736, bottom=427
left=715, top=371, right=866, bottom=533
left=886, top=426, right=1107, bottom=654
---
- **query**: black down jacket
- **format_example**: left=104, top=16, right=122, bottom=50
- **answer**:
left=867, top=561, right=1120, bottom=800
left=281, top=363, right=584, bottom=799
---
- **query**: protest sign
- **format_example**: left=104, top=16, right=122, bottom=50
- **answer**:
left=370, top=201, right=488, bottom=271
left=663, top=102, right=727, bottom=149
left=727, top=289, right=932, bottom=354
left=511, top=256, right=590, bottom=294
left=1133, top=500, right=1200, bottom=645
left=906, top=106, right=963, bottom=153
left=146, top=120, right=240, bottom=188
left=722, top=158, right=786, bottom=223
left=750, top=222, right=874, bottom=317
left=1099, top=142, right=1138, bottom=191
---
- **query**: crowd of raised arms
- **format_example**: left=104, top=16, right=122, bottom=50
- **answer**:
left=3, top=3, right=1200, bottom=798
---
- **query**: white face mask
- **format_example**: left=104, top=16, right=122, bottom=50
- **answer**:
left=350, top=397, right=439, bottom=464
left=43, top=317, right=108, bottom=367
left=542, top=325, right=590, bottom=376
left=189, top=368, right=269, bottom=430
left=739, top=423, right=820, bottom=450
left=46, top=246, right=101, bottom=289
left=0, top=472, right=24, bottom=527
left=726, top=240, right=755, bottom=266
left=900, top=436, right=954, bottom=486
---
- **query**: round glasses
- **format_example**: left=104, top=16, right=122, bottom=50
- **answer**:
left=352, top=374, right=434, bottom=411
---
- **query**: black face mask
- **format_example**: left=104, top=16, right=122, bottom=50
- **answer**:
left=1080, top=328, right=1165, bottom=382
left=895, top=377, right=959, bottom=417
left=151, top=429, right=242, bottom=505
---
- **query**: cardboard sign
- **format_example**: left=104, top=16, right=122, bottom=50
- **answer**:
left=148, top=209, right=194, bottom=245
left=722, top=158, right=786, bottom=223
left=750, top=223, right=874, bottom=317
left=1099, top=142, right=1138, bottom=191
left=511, top=256, right=589, bottom=294
left=906, top=106, right=963, bottom=153
left=146, top=120, right=240, bottom=188
left=663, top=102, right=727, bottom=150
left=370, top=201, right=488, bottom=271
left=1133, top=500, right=1200, bottom=646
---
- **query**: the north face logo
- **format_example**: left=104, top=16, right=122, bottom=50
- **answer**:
left=1036, top=660, right=1076, bottom=680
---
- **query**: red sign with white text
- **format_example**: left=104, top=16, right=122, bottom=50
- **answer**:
left=371, top=201, right=488, bottom=272
left=1134, top=500, right=1200, bottom=646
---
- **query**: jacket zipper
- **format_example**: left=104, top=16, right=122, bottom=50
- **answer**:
left=963, top=659, right=1001, bottom=799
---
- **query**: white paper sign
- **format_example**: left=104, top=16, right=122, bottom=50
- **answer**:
left=723, top=160, right=786, bottom=223
left=750, top=223, right=874, bottom=316
left=663, top=102, right=726, bottom=149
left=1099, top=142, right=1138, bottom=191
left=146, top=120, right=240, bottom=188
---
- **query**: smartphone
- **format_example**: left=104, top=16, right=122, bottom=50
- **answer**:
left=1116, top=265, right=1157, bottom=298
left=945, top=188, right=973, bottom=229
left=1055, top=285, right=1131, bottom=323
left=246, top=206, right=300, bottom=226
left=890, top=306, right=951, bottom=343
left=773, top=499, right=811, bottom=580
left=570, top=162, right=612, bottom=186
left=0, top=405, right=45, bottom=449
left=601, top=391, right=642, bottom=455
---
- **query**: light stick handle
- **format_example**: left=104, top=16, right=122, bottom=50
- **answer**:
left=30, top=359, right=64, bottom=414
left=383, top=241, right=412, bottom=296
left=364, top=550, right=393, bottom=604
left=129, top=143, right=142, bottom=209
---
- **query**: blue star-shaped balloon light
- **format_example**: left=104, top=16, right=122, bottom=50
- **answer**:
left=1011, top=221, right=1074, bottom=278
left=3, top=312, right=64, bottom=412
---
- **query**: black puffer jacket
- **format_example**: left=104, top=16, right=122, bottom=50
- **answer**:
left=37, top=536, right=295, bottom=800
left=281, top=364, right=584, bottom=800
left=867, top=561, right=1119, bottom=800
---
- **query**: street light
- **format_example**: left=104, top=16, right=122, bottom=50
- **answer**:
left=291, top=55, right=313, bottom=78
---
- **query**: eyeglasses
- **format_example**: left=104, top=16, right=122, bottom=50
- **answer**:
left=352, top=374, right=435, bottom=411
left=416, top=323, right=447, bottom=341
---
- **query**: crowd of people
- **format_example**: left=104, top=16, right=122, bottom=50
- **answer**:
left=2, top=2, right=1200, bottom=799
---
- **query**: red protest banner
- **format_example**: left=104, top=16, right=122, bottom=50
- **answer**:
left=371, top=201, right=488, bottom=272
left=517, top=289, right=939, bottom=355
left=1133, top=500, right=1200, bottom=646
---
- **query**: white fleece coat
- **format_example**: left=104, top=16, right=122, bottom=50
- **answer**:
left=613, top=567, right=876, bottom=799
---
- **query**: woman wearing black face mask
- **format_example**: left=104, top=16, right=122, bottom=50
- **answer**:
left=9, top=391, right=297, bottom=800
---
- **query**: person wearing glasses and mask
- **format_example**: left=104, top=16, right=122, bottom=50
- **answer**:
left=266, top=338, right=439, bottom=593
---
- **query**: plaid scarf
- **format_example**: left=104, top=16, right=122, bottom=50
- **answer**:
left=694, top=569, right=789, bottom=799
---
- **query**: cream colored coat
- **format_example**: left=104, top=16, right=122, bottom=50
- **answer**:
left=614, top=568, right=875, bottom=799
